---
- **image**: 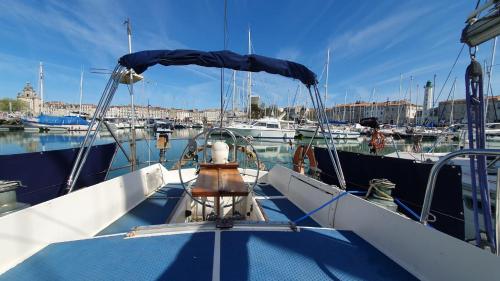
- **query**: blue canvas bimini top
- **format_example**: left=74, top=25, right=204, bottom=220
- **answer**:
left=119, top=49, right=317, bottom=86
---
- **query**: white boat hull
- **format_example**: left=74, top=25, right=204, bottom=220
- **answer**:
left=296, top=128, right=360, bottom=139
left=23, top=121, right=90, bottom=131
left=228, top=127, right=295, bottom=138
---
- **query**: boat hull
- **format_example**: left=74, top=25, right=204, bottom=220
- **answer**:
left=296, top=128, right=360, bottom=139
left=228, top=127, right=295, bottom=138
left=314, top=147, right=465, bottom=240
left=0, top=142, right=117, bottom=206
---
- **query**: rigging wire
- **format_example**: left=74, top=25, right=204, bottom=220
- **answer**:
left=220, top=0, right=228, bottom=128
left=433, top=44, right=466, bottom=105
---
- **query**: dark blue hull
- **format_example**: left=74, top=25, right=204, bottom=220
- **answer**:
left=314, top=147, right=465, bottom=240
left=0, top=143, right=117, bottom=206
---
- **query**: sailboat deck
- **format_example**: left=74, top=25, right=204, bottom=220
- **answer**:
left=254, top=183, right=320, bottom=227
left=0, top=227, right=417, bottom=281
left=96, top=184, right=184, bottom=236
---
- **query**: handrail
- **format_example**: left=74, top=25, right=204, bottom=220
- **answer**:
left=420, top=149, right=500, bottom=224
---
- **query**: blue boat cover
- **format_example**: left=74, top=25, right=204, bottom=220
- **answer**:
left=36, top=115, right=89, bottom=125
left=119, top=49, right=317, bottom=86
left=328, top=120, right=348, bottom=125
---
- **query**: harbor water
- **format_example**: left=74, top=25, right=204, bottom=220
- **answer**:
left=0, top=128, right=468, bottom=179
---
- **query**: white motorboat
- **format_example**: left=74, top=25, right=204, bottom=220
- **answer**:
left=296, top=125, right=361, bottom=139
left=228, top=117, right=295, bottom=139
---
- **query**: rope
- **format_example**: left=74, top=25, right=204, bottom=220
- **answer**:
left=394, top=198, right=420, bottom=220
left=292, top=191, right=355, bottom=224
left=365, top=178, right=395, bottom=201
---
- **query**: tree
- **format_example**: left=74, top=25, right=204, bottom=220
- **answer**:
left=0, top=98, right=27, bottom=112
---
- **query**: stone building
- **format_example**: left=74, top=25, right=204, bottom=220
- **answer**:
left=436, top=96, right=500, bottom=124
left=328, top=100, right=419, bottom=125
left=16, top=82, right=41, bottom=115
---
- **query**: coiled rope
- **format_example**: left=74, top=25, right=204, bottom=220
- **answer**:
left=365, top=178, right=395, bottom=202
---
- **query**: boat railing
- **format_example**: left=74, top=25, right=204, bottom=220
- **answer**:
left=420, top=149, right=500, bottom=226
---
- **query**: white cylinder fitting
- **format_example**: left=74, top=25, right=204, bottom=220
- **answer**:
left=212, top=141, right=229, bottom=164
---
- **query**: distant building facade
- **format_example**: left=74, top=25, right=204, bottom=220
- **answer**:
left=327, top=100, right=419, bottom=125
left=436, top=96, right=500, bottom=124
left=16, top=82, right=41, bottom=115
left=250, top=95, right=260, bottom=106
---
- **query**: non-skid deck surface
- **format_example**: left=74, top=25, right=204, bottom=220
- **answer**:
left=257, top=198, right=320, bottom=227
left=255, top=183, right=320, bottom=227
left=253, top=183, right=283, bottom=197
left=220, top=228, right=418, bottom=281
left=0, top=232, right=214, bottom=281
left=1, top=228, right=417, bottom=281
left=96, top=184, right=184, bottom=236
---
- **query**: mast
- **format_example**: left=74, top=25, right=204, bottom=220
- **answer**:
left=408, top=76, right=413, bottom=125
left=450, top=78, right=456, bottom=125
left=415, top=83, right=419, bottom=125
left=125, top=18, right=137, bottom=171
left=342, top=89, right=347, bottom=121
left=247, top=27, right=252, bottom=120
left=220, top=0, right=227, bottom=128
left=232, top=70, right=236, bottom=115
left=241, top=77, right=245, bottom=116
left=325, top=48, right=330, bottom=105
left=39, top=62, right=44, bottom=115
left=370, top=87, right=376, bottom=116
left=396, top=74, right=402, bottom=126
left=79, top=66, right=84, bottom=116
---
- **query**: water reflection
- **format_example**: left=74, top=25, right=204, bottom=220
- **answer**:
left=0, top=129, right=463, bottom=178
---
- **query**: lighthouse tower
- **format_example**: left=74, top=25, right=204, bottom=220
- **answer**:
left=422, top=81, right=433, bottom=121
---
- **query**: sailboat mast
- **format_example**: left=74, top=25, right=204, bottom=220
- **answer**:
left=247, top=28, right=252, bottom=120
left=396, top=74, right=402, bottom=126
left=408, top=76, right=413, bottom=125
left=415, top=83, right=419, bottom=125
left=79, top=66, right=84, bottom=116
left=450, top=78, right=456, bottom=125
left=342, top=89, right=347, bottom=121
left=370, top=87, right=375, bottom=116
left=325, top=48, right=330, bottom=105
left=125, top=18, right=137, bottom=171
left=39, top=62, right=44, bottom=114
left=232, top=70, right=236, bottom=114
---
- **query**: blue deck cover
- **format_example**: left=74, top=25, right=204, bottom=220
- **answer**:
left=2, top=228, right=417, bottom=281
left=97, top=184, right=184, bottom=235
left=257, top=198, right=320, bottom=227
left=0, top=233, right=214, bottom=281
left=253, top=183, right=283, bottom=197
left=220, top=229, right=418, bottom=281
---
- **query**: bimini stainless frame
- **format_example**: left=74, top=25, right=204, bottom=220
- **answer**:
left=65, top=49, right=346, bottom=192
left=66, top=64, right=126, bottom=193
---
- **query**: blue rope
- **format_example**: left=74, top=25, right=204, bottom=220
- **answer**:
left=394, top=198, right=420, bottom=220
left=293, top=191, right=352, bottom=224
left=394, top=199, right=434, bottom=229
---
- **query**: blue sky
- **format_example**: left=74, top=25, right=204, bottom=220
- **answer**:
left=0, top=0, right=496, bottom=109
